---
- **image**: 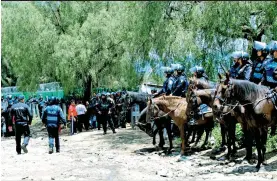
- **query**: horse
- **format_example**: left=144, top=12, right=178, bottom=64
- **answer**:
left=146, top=96, right=189, bottom=155
left=121, top=91, right=173, bottom=152
left=185, top=87, right=215, bottom=148
left=213, top=74, right=276, bottom=170
left=188, top=78, right=239, bottom=158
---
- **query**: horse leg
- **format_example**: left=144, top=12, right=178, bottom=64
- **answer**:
left=158, top=127, right=165, bottom=149
left=231, top=121, right=237, bottom=156
left=220, top=123, right=227, bottom=147
left=152, top=127, right=159, bottom=146
left=261, top=127, right=268, bottom=165
left=194, top=127, right=204, bottom=148
left=243, top=128, right=253, bottom=162
left=179, top=124, right=186, bottom=155
left=191, top=128, right=197, bottom=143
left=166, top=120, right=173, bottom=154
left=254, top=128, right=263, bottom=171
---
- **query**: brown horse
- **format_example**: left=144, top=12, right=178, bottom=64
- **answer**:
left=186, top=87, right=215, bottom=147
left=146, top=96, right=188, bottom=155
left=188, top=78, right=240, bottom=159
left=213, top=75, right=276, bottom=170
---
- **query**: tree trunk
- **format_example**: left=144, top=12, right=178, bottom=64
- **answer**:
left=83, top=75, right=92, bottom=102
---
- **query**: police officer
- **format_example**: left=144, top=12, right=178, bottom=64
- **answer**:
left=230, top=51, right=252, bottom=80
left=96, top=92, right=116, bottom=134
left=189, top=66, right=210, bottom=125
left=262, top=41, right=277, bottom=88
left=171, top=64, right=188, bottom=97
left=250, top=41, right=270, bottom=84
left=42, top=96, right=66, bottom=154
left=10, top=95, right=33, bottom=154
left=153, top=67, right=175, bottom=98
left=189, top=66, right=209, bottom=81
left=115, top=91, right=127, bottom=128
left=2, top=100, right=14, bottom=137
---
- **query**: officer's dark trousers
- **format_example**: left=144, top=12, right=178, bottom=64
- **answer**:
left=96, top=114, right=101, bottom=130
left=15, top=124, right=30, bottom=154
left=99, top=114, right=115, bottom=133
left=77, top=114, right=86, bottom=132
left=47, top=126, right=60, bottom=150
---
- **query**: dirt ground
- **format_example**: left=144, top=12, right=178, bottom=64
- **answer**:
left=1, top=122, right=277, bottom=181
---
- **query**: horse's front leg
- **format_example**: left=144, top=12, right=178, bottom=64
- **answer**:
left=254, top=128, right=263, bottom=171
left=152, top=127, right=159, bottom=146
left=166, top=120, right=173, bottom=154
left=261, top=127, right=268, bottom=165
left=179, top=124, right=186, bottom=155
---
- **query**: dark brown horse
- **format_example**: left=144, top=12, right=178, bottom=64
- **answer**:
left=186, top=87, right=215, bottom=148
left=213, top=74, right=276, bottom=170
left=188, top=78, right=239, bottom=158
left=121, top=91, right=173, bottom=152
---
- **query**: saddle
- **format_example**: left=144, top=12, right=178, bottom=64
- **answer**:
left=197, top=104, right=213, bottom=117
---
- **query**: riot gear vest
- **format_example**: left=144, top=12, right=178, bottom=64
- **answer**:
left=263, top=58, right=277, bottom=88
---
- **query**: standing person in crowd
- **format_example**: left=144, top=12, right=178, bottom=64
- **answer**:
left=68, top=100, right=78, bottom=135
left=96, top=92, right=116, bottom=135
left=10, top=95, right=33, bottom=154
left=42, top=97, right=66, bottom=154
left=76, top=100, right=87, bottom=132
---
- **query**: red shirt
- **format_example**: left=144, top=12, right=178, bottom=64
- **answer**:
left=67, top=105, right=77, bottom=120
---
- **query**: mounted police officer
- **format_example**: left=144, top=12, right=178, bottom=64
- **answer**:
left=42, top=96, right=66, bottom=154
left=230, top=51, right=252, bottom=80
left=10, top=95, right=33, bottom=154
left=262, top=41, right=277, bottom=89
left=96, top=92, right=116, bottom=134
left=189, top=66, right=209, bottom=81
left=171, top=64, right=188, bottom=97
left=153, top=67, right=175, bottom=98
left=189, top=66, right=210, bottom=125
left=250, top=41, right=270, bottom=84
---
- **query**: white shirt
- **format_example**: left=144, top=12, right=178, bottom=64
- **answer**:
left=76, top=104, right=87, bottom=115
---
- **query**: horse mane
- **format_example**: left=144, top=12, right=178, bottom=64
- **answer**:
left=231, top=79, right=269, bottom=103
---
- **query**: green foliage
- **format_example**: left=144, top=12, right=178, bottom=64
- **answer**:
left=2, top=1, right=277, bottom=94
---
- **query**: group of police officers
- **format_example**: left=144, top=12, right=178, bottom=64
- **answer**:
left=2, top=40, right=277, bottom=155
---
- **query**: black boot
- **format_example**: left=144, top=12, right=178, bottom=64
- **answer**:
left=49, top=146, right=53, bottom=154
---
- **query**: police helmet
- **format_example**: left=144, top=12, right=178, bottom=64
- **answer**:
left=231, top=51, right=249, bottom=62
left=106, top=92, right=111, bottom=96
left=253, top=41, right=268, bottom=51
left=163, top=66, right=174, bottom=74
left=101, top=92, right=107, bottom=97
left=171, top=63, right=184, bottom=72
left=190, top=66, right=204, bottom=75
left=8, top=94, right=12, bottom=99
left=49, top=96, right=57, bottom=105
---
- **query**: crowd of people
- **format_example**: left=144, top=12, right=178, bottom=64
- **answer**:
left=1, top=40, right=277, bottom=155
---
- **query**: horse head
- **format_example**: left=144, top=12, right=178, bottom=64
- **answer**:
left=146, top=98, right=160, bottom=123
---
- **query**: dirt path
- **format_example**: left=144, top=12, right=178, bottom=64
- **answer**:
left=1, top=123, right=277, bottom=181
